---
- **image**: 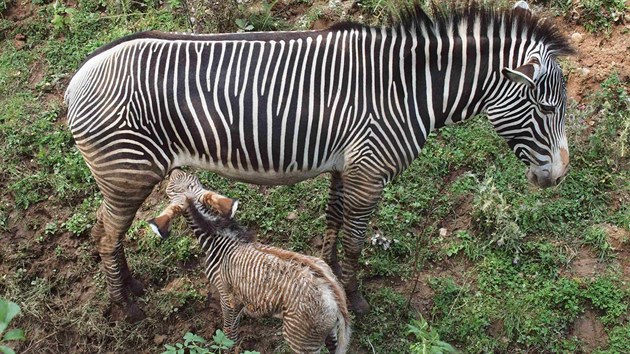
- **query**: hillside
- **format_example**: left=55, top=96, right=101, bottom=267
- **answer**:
left=1, top=0, right=629, bottom=352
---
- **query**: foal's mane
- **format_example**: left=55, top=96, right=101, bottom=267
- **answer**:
left=332, top=1, right=574, bottom=57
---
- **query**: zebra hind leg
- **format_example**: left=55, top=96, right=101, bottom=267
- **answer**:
left=92, top=208, right=144, bottom=297
left=321, top=172, right=344, bottom=277
left=94, top=183, right=158, bottom=322
left=339, top=175, right=384, bottom=315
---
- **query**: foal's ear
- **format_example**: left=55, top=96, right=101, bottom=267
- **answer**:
left=147, top=201, right=186, bottom=239
left=201, top=191, right=238, bottom=218
left=502, top=57, right=542, bottom=89
left=148, top=214, right=173, bottom=239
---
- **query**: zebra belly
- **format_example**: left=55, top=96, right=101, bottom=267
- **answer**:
left=173, top=152, right=342, bottom=185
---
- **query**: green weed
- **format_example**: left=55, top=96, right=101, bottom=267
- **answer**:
left=585, top=275, right=629, bottom=325
left=595, top=323, right=630, bottom=354
left=408, top=315, right=458, bottom=354
left=552, top=0, right=627, bottom=32
left=163, top=330, right=260, bottom=354
left=583, top=225, right=615, bottom=259
left=63, top=196, right=101, bottom=236
left=472, top=175, right=525, bottom=260
left=0, top=298, right=25, bottom=354
left=241, top=0, right=290, bottom=31
left=154, top=278, right=205, bottom=320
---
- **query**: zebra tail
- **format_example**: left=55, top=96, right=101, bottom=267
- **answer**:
left=334, top=308, right=351, bottom=354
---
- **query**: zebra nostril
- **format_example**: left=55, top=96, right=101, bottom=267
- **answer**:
left=554, top=175, right=565, bottom=185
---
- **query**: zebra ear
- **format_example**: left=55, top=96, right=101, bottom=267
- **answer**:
left=148, top=214, right=172, bottom=239
left=513, top=1, right=531, bottom=12
left=201, top=191, right=238, bottom=218
left=230, top=200, right=239, bottom=218
left=147, top=201, right=187, bottom=239
left=502, top=58, right=541, bottom=89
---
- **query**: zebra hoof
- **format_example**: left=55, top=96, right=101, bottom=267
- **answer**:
left=125, top=302, right=146, bottom=323
left=125, top=277, right=146, bottom=296
left=347, top=290, right=370, bottom=316
left=104, top=302, right=146, bottom=323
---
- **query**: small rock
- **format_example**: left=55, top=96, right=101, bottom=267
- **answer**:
left=439, top=228, right=448, bottom=237
left=153, top=335, right=166, bottom=346
left=578, top=67, right=591, bottom=76
left=286, top=211, right=298, bottom=220
left=13, top=40, right=25, bottom=50
left=571, top=32, right=583, bottom=44
left=13, top=34, right=26, bottom=50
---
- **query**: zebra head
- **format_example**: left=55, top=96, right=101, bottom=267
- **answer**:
left=487, top=3, right=573, bottom=188
left=148, top=169, right=238, bottom=239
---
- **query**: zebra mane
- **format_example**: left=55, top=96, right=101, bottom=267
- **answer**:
left=333, top=1, right=574, bottom=57
left=187, top=200, right=256, bottom=243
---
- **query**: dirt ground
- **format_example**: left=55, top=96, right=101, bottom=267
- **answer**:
left=1, top=1, right=629, bottom=353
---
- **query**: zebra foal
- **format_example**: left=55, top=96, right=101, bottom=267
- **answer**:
left=65, top=1, right=574, bottom=319
left=148, top=169, right=351, bottom=354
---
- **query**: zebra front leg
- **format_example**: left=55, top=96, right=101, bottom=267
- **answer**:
left=339, top=176, right=384, bottom=315
left=321, top=172, right=344, bottom=277
left=219, top=294, right=244, bottom=353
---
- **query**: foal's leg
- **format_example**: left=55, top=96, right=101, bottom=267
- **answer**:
left=219, top=292, right=244, bottom=345
left=321, top=172, right=344, bottom=277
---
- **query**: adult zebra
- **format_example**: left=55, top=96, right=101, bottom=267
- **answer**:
left=65, top=1, right=573, bottom=320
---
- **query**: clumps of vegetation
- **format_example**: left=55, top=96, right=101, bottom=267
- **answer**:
left=62, top=196, right=101, bottom=237
left=471, top=175, right=525, bottom=261
left=0, top=299, right=25, bottom=354
left=583, top=225, right=614, bottom=259
left=153, top=278, right=205, bottom=321
left=552, top=0, right=628, bottom=32
left=589, top=72, right=630, bottom=162
left=584, top=275, right=629, bottom=325
left=407, top=315, right=458, bottom=354
left=163, top=330, right=260, bottom=354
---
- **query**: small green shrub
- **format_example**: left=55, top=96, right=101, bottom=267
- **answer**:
left=583, top=225, right=614, bottom=259
left=63, top=196, right=101, bottom=236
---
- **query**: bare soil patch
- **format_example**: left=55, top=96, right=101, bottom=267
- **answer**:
left=571, top=308, right=609, bottom=352
left=562, top=24, right=630, bottom=103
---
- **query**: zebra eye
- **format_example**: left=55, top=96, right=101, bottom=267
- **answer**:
left=539, top=103, right=555, bottom=114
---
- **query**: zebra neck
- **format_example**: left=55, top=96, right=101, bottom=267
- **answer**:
left=372, top=19, right=538, bottom=137
left=197, top=232, right=238, bottom=263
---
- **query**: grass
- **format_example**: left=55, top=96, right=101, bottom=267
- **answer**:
left=0, top=0, right=628, bottom=353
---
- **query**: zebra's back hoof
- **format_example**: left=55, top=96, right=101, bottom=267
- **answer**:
left=104, top=302, right=146, bottom=323
left=125, top=302, right=146, bottom=323
left=347, top=290, right=370, bottom=316
left=125, top=276, right=146, bottom=297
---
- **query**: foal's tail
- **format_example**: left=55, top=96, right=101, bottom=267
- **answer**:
left=326, top=308, right=351, bottom=354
